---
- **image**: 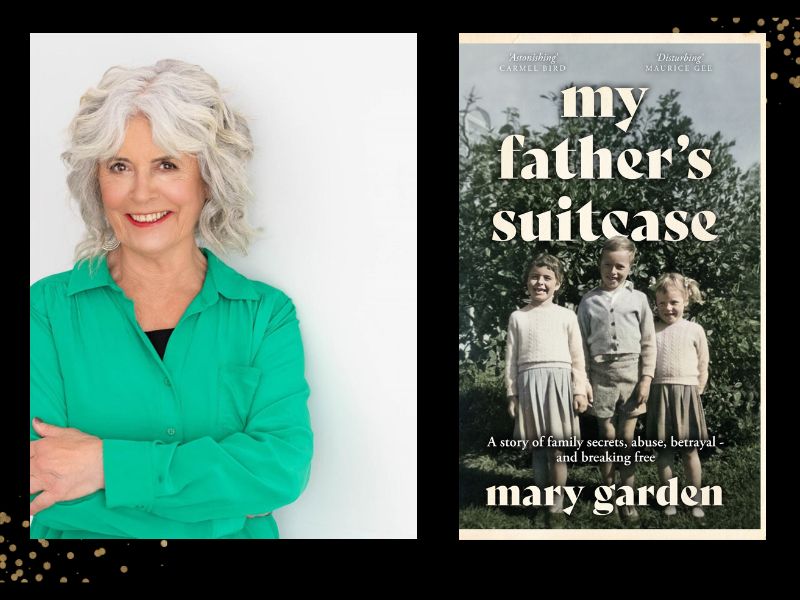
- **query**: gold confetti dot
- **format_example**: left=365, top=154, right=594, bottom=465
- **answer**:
left=29, top=551, right=37, bottom=559
left=94, top=548, right=106, bottom=557
left=15, top=558, right=23, bottom=566
left=38, top=539, right=50, bottom=548
left=35, top=574, right=43, bottom=582
left=710, top=17, right=718, bottom=22
left=82, top=578, right=90, bottom=583
left=44, top=562, right=51, bottom=570
left=785, top=48, right=791, bottom=55
left=11, top=574, right=18, bottom=581
left=160, top=540, right=168, bottom=547
left=795, top=31, right=800, bottom=38
left=770, top=72, right=778, bottom=79
left=767, top=41, right=771, bottom=48
left=15, top=569, right=23, bottom=577
left=733, top=17, right=740, bottom=23
left=778, top=33, right=785, bottom=41
left=771, top=18, right=778, bottom=21
left=796, top=56, right=800, bottom=64
left=0, top=535, right=4, bottom=542
left=67, top=552, right=74, bottom=559
left=0, top=554, right=5, bottom=561
left=777, top=23, right=785, bottom=31
left=22, top=520, right=30, bottom=528
left=794, top=38, right=799, bottom=46
left=672, top=27, right=680, bottom=33
left=60, top=577, right=68, bottom=583
left=120, top=565, right=129, bottom=573
left=758, top=18, right=765, bottom=26
left=0, top=562, right=6, bottom=570
left=9, top=544, right=16, bottom=552
left=21, top=579, right=29, bottom=583
left=782, top=19, right=789, bottom=26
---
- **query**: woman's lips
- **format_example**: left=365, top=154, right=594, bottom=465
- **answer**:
left=125, top=212, right=173, bottom=228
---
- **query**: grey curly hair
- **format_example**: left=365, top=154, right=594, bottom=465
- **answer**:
left=62, top=59, right=258, bottom=264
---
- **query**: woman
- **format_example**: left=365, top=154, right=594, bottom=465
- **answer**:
left=29, top=59, right=313, bottom=539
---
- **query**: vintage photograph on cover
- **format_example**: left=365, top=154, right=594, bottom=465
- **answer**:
left=458, top=33, right=764, bottom=539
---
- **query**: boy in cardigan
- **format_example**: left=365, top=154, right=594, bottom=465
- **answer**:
left=577, top=236, right=656, bottom=521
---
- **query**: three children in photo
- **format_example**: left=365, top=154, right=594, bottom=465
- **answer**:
left=505, top=236, right=710, bottom=524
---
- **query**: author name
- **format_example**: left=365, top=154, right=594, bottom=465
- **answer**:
left=486, top=477, right=722, bottom=515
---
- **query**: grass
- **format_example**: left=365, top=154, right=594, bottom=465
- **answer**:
left=459, top=443, right=760, bottom=530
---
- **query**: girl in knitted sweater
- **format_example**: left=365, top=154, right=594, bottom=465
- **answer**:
left=647, top=273, right=710, bottom=518
left=505, top=253, right=590, bottom=520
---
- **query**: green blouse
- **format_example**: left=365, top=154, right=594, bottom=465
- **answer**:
left=30, top=247, right=313, bottom=539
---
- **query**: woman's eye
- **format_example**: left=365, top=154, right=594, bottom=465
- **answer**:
left=161, top=161, right=177, bottom=170
left=109, top=162, right=126, bottom=173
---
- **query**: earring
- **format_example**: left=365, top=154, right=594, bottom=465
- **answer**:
left=102, top=237, right=120, bottom=252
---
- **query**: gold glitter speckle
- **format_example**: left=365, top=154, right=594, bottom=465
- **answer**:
left=758, top=18, right=765, bottom=26
left=160, top=540, right=168, bottom=547
left=43, top=562, right=51, bottom=570
left=82, top=578, right=90, bottom=583
left=60, top=577, right=68, bottom=583
left=121, top=565, right=129, bottom=573
left=35, top=574, right=43, bottom=582
left=15, top=559, right=23, bottom=566
left=767, top=41, right=771, bottom=48
left=38, top=539, right=50, bottom=548
left=9, top=544, right=16, bottom=552
left=15, top=569, right=23, bottom=577
left=94, top=547, right=107, bottom=557
left=11, top=574, right=18, bottom=582
left=67, top=552, right=74, bottom=559
left=733, top=18, right=740, bottom=23
left=796, top=56, right=800, bottom=64
left=771, top=18, right=778, bottom=21
left=0, top=554, right=5, bottom=561
left=777, top=23, right=785, bottom=31
left=22, top=520, right=30, bottom=528
left=710, top=18, right=718, bottom=22
left=785, top=48, right=791, bottom=55
left=782, top=19, right=789, bottom=26
left=29, top=551, right=37, bottom=559
left=672, top=27, right=680, bottom=33
left=770, top=72, right=778, bottom=79
left=778, top=33, right=785, bottom=41
left=0, top=562, right=6, bottom=570
left=0, top=535, right=4, bottom=542
left=793, top=39, right=799, bottom=46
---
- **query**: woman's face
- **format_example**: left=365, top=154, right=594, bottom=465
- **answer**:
left=98, top=114, right=206, bottom=258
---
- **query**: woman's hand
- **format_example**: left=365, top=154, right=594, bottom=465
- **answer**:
left=30, top=419, right=105, bottom=516
left=573, top=394, right=588, bottom=414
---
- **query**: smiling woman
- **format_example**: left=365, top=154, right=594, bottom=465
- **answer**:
left=30, top=59, right=313, bottom=539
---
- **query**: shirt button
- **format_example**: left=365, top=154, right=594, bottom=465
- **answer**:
left=167, top=428, right=176, bottom=436
left=164, top=378, right=172, bottom=387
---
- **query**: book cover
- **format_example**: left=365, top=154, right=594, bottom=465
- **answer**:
left=458, top=33, right=764, bottom=539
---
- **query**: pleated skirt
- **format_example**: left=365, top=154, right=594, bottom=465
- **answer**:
left=514, top=366, right=580, bottom=442
left=646, top=383, right=709, bottom=441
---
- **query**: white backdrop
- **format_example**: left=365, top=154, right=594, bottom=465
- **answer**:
left=30, top=33, right=417, bottom=538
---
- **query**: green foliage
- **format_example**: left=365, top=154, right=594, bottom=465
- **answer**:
left=459, top=89, right=760, bottom=445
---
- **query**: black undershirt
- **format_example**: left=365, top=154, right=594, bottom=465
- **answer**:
left=145, top=328, right=174, bottom=360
